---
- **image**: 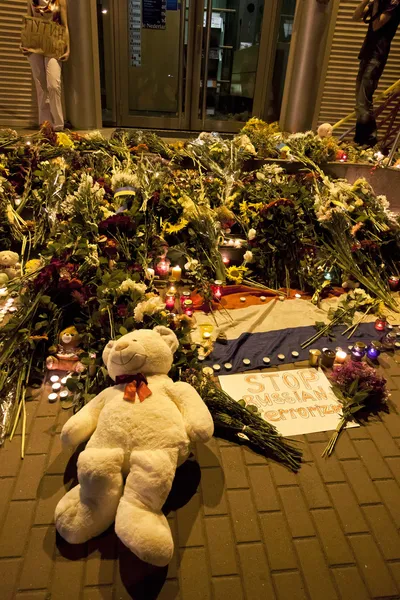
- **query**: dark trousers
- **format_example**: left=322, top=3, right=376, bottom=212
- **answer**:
left=354, top=56, right=387, bottom=146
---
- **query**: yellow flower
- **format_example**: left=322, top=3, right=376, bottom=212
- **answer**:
left=56, top=132, right=75, bottom=148
left=25, top=259, right=42, bottom=274
left=163, top=217, right=188, bottom=234
left=225, top=265, right=248, bottom=284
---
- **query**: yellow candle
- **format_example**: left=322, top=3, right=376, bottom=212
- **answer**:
left=171, top=265, right=182, bottom=281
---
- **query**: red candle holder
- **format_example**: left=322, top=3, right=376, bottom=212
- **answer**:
left=180, top=290, right=191, bottom=306
left=222, top=255, right=230, bottom=266
left=183, top=299, right=194, bottom=317
left=155, top=258, right=170, bottom=278
left=389, top=276, right=400, bottom=291
left=165, top=295, right=175, bottom=311
left=212, top=280, right=223, bottom=301
left=375, top=318, right=386, bottom=331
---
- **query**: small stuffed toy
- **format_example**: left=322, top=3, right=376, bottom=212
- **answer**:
left=46, top=326, right=86, bottom=373
left=0, top=251, right=20, bottom=280
left=55, top=326, right=214, bottom=566
left=317, top=123, right=333, bottom=138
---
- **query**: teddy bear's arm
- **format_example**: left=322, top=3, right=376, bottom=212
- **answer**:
left=60, top=389, right=108, bottom=450
left=169, top=381, right=214, bottom=442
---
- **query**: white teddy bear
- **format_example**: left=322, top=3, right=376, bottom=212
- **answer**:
left=0, top=251, right=20, bottom=280
left=55, top=326, right=214, bottom=566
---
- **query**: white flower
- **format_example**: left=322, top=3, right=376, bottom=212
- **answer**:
left=184, top=257, right=200, bottom=273
left=243, top=250, right=253, bottom=263
left=248, top=228, right=256, bottom=241
left=134, top=295, right=165, bottom=322
left=256, top=172, right=265, bottom=181
left=119, top=279, right=147, bottom=296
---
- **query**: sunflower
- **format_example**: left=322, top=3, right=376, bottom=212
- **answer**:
left=163, top=217, right=189, bottom=234
left=225, top=265, right=248, bottom=284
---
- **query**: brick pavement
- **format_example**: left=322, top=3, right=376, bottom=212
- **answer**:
left=1, top=357, right=400, bottom=599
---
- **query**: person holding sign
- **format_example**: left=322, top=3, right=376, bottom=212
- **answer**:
left=352, top=0, right=400, bottom=146
left=20, top=0, right=70, bottom=131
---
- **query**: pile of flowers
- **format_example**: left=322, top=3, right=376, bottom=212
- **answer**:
left=0, top=120, right=399, bottom=468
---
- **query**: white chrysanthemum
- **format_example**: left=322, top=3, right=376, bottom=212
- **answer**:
left=184, top=257, right=200, bottom=273
left=119, top=279, right=147, bottom=296
left=243, top=250, right=254, bottom=263
left=111, top=171, right=138, bottom=191
left=134, top=295, right=165, bottom=322
left=248, top=228, right=256, bottom=241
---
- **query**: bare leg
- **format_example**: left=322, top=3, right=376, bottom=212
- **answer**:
left=45, top=57, right=64, bottom=131
left=28, top=54, right=53, bottom=126
left=55, top=447, right=124, bottom=544
left=115, top=448, right=179, bottom=566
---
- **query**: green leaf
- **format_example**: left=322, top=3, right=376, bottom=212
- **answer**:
left=66, top=378, right=79, bottom=392
left=119, top=326, right=128, bottom=336
left=40, top=295, right=51, bottom=304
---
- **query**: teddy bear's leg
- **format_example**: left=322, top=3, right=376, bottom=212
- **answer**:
left=115, top=448, right=178, bottom=567
left=55, top=447, right=124, bottom=544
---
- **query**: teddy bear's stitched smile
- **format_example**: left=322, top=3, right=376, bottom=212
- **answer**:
left=110, top=351, right=146, bottom=367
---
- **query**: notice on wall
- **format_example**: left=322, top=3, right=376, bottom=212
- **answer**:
left=129, top=0, right=142, bottom=67
left=142, top=0, right=166, bottom=29
left=219, top=368, right=358, bottom=437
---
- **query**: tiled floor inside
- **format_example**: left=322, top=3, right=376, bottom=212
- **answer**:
left=2, top=356, right=400, bottom=600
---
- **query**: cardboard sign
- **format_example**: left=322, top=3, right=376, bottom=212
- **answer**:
left=219, top=368, right=357, bottom=437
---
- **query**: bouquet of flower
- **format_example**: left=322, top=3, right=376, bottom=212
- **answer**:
left=323, top=361, right=389, bottom=457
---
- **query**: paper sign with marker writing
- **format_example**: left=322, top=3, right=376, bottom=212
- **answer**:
left=219, top=368, right=358, bottom=437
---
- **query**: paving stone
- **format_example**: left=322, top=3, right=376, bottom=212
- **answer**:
left=348, top=534, right=398, bottom=598
left=309, top=443, right=346, bottom=483
left=167, top=519, right=179, bottom=580
left=12, top=455, right=46, bottom=500
left=85, top=529, right=117, bottom=586
left=362, top=504, right=400, bottom=560
left=327, top=483, right=369, bottom=534
left=176, top=493, right=204, bottom=547
left=381, top=410, right=400, bottom=437
left=0, top=500, right=35, bottom=557
left=212, top=576, right=244, bottom=600
left=227, top=489, right=260, bottom=542
left=386, top=456, right=400, bottom=485
left=306, top=431, right=328, bottom=443
left=83, top=588, right=113, bottom=600
left=204, top=516, right=238, bottom=576
left=341, top=459, right=380, bottom=504
left=331, top=566, right=369, bottom=600
left=15, top=593, right=48, bottom=600
left=312, top=509, right=354, bottom=565
left=237, top=543, right=275, bottom=600
left=18, top=526, right=56, bottom=590
left=36, top=393, right=59, bottom=417
left=388, top=561, right=400, bottom=591
left=278, top=487, right=314, bottom=537
left=219, top=447, right=248, bottom=489
left=259, top=512, right=297, bottom=571
left=242, top=447, right=267, bottom=465
left=295, top=538, right=339, bottom=600
left=179, top=547, right=211, bottom=600
left=56, top=407, right=73, bottom=433
left=15, top=400, right=39, bottom=434
left=195, top=438, right=221, bottom=467
left=247, top=465, right=280, bottom=511
left=0, top=558, right=21, bottom=600
left=298, top=463, right=331, bottom=509
left=353, top=439, right=392, bottom=479
left=51, top=555, right=85, bottom=599
left=201, top=468, right=228, bottom=516
left=157, top=580, right=181, bottom=600
left=45, top=434, right=72, bottom=475
left=0, top=436, right=23, bottom=478
left=347, top=426, right=371, bottom=440
left=269, top=461, right=298, bottom=486
left=375, top=479, right=400, bottom=527
left=25, top=416, right=57, bottom=455
left=0, top=478, right=15, bottom=527
left=273, top=571, right=308, bottom=600
left=34, top=475, right=66, bottom=525
left=333, top=434, right=358, bottom=460
left=368, top=420, right=400, bottom=456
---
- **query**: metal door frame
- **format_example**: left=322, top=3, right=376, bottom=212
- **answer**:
left=113, top=0, right=280, bottom=130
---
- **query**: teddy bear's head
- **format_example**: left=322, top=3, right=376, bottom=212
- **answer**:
left=0, top=251, right=19, bottom=267
left=102, top=326, right=179, bottom=381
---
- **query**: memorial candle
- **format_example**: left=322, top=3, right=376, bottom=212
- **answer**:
left=155, top=258, right=170, bottom=278
left=212, top=280, right=223, bottom=300
left=375, top=318, right=386, bottom=331
left=171, top=265, right=182, bottom=281
left=367, top=341, right=381, bottom=360
left=389, top=276, right=400, bottom=291
left=335, top=349, right=347, bottom=364
left=351, top=342, right=367, bottom=361
left=165, top=295, right=175, bottom=311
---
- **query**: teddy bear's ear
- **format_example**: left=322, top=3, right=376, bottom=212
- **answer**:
left=154, top=326, right=179, bottom=353
left=102, top=340, right=114, bottom=366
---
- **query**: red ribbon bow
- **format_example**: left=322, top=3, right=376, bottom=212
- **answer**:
left=115, top=373, right=152, bottom=403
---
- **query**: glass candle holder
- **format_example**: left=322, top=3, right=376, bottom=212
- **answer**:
left=351, top=342, right=367, bottom=361
left=180, top=290, right=191, bottom=306
left=222, top=254, right=230, bottom=266
left=389, top=276, right=400, bottom=291
left=309, top=349, right=322, bottom=367
left=183, top=299, right=194, bottom=317
left=321, top=349, right=335, bottom=368
left=375, top=318, right=386, bottom=331
left=155, top=258, right=170, bottom=278
left=335, top=349, right=347, bottom=364
left=165, top=295, right=175, bottom=311
left=367, top=340, right=382, bottom=360
left=382, top=331, right=397, bottom=350
left=212, top=280, right=223, bottom=301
